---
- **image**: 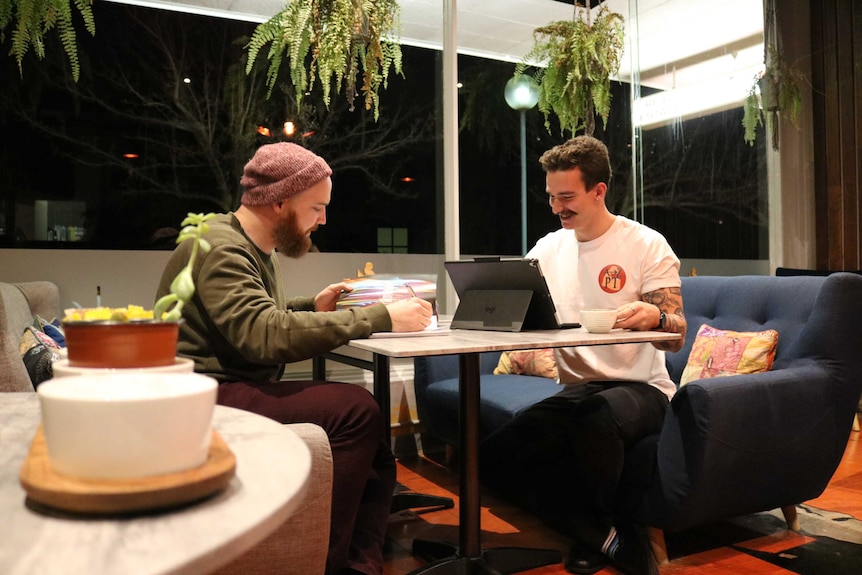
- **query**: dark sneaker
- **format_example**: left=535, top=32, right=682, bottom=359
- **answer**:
left=606, top=524, right=658, bottom=575
left=564, top=541, right=607, bottom=574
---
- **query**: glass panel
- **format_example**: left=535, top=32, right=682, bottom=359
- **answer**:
left=629, top=0, right=767, bottom=260
left=0, top=0, right=767, bottom=261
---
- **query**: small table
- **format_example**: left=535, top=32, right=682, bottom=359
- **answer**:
left=326, top=327, right=681, bottom=574
left=0, top=394, right=311, bottom=575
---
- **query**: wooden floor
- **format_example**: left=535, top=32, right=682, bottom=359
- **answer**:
left=384, top=431, right=862, bottom=575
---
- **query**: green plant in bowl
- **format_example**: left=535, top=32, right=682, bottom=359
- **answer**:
left=154, top=212, right=215, bottom=321
left=61, top=212, right=215, bottom=369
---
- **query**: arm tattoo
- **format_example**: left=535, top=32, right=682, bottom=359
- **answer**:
left=642, top=287, right=687, bottom=351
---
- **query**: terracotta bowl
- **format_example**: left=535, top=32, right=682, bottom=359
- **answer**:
left=63, top=321, right=180, bottom=368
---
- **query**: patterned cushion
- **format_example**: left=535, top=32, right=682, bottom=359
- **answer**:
left=680, top=324, right=779, bottom=386
left=494, top=349, right=558, bottom=380
left=19, top=325, right=62, bottom=389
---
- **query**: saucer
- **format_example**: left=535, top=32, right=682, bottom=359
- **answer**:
left=52, top=357, right=194, bottom=378
left=20, top=426, right=235, bottom=515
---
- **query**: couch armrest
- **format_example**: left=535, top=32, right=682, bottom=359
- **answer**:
left=15, top=282, right=62, bottom=321
left=213, top=423, right=333, bottom=575
left=645, top=362, right=857, bottom=529
left=1, top=281, right=61, bottom=393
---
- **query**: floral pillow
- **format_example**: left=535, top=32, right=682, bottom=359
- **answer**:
left=680, top=324, right=779, bottom=386
left=494, top=349, right=558, bottom=380
left=19, top=324, right=62, bottom=389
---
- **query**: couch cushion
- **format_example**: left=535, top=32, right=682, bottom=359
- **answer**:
left=2, top=282, right=62, bottom=392
left=423, top=374, right=561, bottom=443
left=679, top=324, right=778, bottom=386
left=667, top=276, right=825, bottom=385
left=494, top=349, right=558, bottom=379
left=19, top=324, right=63, bottom=389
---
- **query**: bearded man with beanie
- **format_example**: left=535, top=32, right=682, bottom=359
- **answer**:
left=156, top=142, right=433, bottom=575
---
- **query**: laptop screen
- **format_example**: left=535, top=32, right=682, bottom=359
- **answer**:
left=444, top=258, right=577, bottom=331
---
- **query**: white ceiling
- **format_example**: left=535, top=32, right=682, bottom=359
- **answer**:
left=109, top=0, right=764, bottom=94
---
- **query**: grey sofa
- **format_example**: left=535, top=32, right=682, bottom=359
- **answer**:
left=0, top=280, right=334, bottom=575
left=1, top=281, right=61, bottom=392
left=414, top=273, right=862, bottom=556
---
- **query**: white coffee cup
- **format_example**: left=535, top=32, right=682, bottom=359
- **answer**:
left=37, top=373, right=217, bottom=480
left=579, top=309, right=618, bottom=334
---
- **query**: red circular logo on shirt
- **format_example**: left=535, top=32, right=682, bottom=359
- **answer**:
left=598, top=265, right=626, bottom=293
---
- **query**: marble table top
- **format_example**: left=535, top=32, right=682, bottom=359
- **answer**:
left=0, top=393, right=311, bottom=575
left=349, top=326, right=681, bottom=357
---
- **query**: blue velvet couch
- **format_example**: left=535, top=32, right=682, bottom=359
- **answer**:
left=414, top=273, right=862, bottom=543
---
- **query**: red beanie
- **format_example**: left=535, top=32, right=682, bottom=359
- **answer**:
left=240, top=143, right=332, bottom=206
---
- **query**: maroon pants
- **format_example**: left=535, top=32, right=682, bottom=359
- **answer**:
left=217, top=380, right=395, bottom=575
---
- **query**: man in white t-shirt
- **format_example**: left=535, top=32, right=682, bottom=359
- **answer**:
left=479, top=136, right=687, bottom=575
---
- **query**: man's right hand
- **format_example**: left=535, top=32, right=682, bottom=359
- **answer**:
left=386, top=298, right=433, bottom=332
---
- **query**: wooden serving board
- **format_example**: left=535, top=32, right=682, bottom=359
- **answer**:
left=19, top=426, right=236, bottom=515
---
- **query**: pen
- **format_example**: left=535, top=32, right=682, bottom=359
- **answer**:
left=405, top=284, right=417, bottom=298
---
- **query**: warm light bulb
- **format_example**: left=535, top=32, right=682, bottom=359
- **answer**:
left=283, top=121, right=296, bottom=136
left=257, top=126, right=272, bottom=137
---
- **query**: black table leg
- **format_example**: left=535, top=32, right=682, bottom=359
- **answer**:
left=407, top=353, right=561, bottom=575
left=314, top=352, right=454, bottom=517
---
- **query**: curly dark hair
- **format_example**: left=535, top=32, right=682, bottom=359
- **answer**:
left=538, top=136, right=612, bottom=191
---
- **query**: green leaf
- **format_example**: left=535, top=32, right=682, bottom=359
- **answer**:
left=5, top=0, right=95, bottom=81
left=244, top=0, right=402, bottom=120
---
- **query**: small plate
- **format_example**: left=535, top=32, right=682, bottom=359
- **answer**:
left=20, top=426, right=236, bottom=516
left=52, top=357, right=194, bottom=377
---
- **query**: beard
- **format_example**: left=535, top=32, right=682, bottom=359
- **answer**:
left=272, top=208, right=313, bottom=258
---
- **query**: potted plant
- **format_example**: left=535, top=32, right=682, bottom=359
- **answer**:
left=742, top=0, right=803, bottom=150
left=0, top=0, right=96, bottom=82
left=62, top=213, right=214, bottom=368
left=513, top=3, right=625, bottom=137
left=245, top=0, right=403, bottom=120
left=742, top=47, right=803, bottom=150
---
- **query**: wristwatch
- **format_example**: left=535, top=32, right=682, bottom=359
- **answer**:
left=656, top=310, right=667, bottom=331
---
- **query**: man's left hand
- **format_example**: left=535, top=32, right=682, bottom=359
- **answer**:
left=315, top=282, right=353, bottom=311
left=613, top=301, right=659, bottom=331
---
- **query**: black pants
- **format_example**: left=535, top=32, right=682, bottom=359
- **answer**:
left=217, top=380, right=396, bottom=575
left=479, top=381, right=668, bottom=551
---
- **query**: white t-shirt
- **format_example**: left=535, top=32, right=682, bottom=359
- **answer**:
left=526, top=215, right=681, bottom=399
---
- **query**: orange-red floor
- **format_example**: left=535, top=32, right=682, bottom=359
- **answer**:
left=384, top=431, right=862, bottom=574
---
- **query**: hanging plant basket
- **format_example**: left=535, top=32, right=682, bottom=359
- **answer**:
left=742, top=47, right=803, bottom=150
left=245, top=0, right=403, bottom=120
left=514, top=4, right=625, bottom=136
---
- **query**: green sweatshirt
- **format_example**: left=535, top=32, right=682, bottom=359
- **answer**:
left=155, top=213, right=391, bottom=382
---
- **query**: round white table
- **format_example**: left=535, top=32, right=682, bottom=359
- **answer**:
left=0, top=393, right=311, bottom=575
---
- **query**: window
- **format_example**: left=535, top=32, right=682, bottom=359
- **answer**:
left=1, top=1, right=767, bottom=262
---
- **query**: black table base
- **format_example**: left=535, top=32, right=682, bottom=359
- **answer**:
left=409, top=540, right=562, bottom=575
left=313, top=352, right=562, bottom=575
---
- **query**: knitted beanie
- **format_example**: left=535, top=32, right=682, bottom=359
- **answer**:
left=240, top=143, right=332, bottom=206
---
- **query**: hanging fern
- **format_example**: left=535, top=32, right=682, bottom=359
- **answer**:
left=741, top=46, right=804, bottom=149
left=0, top=0, right=96, bottom=82
left=742, top=83, right=762, bottom=146
left=515, top=5, right=624, bottom=137
left=246, top=0, right=403, bottom=120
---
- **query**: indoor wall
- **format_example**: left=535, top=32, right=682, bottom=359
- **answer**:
left=811, top=0, right=862, bottom=270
